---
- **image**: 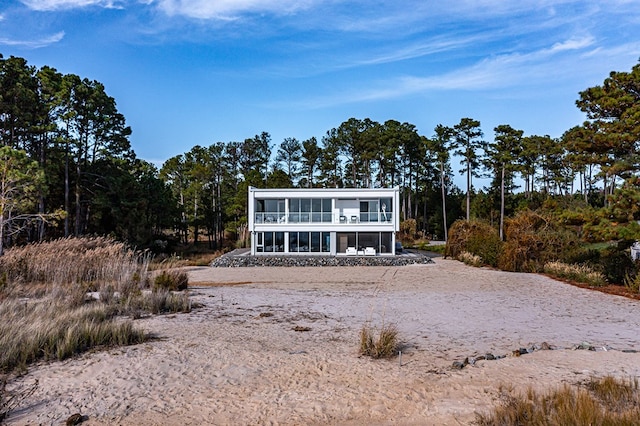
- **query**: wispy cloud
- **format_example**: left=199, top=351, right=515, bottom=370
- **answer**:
left=300, top=37, right=640, bottom=108
left=152, top=0, right=316, bottom=20
left=351, top=34, right=495, bottom=67
left=0, top=31, right=65, bottom=48
left=20, top=0, right=123, bottom=11
left=549, top=36, right=595, bottom=52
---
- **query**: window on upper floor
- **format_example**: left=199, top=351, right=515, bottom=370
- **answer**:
left=289, top=198, right=332, bottom=223
left=359, top=198, right=393, bottom=222
left=255, top=199, right=285, bottom=223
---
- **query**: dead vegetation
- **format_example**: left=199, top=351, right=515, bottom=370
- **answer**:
left=0, top=236, right=195, bottom=422
left=475, top=376, right=640, bottom=425
left=359, top=323, right=399, bottom=359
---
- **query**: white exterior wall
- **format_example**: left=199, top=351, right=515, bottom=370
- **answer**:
left=248, top=187, right=400, bottom=256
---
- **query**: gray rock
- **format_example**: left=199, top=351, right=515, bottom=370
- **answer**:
left=66, top=413, right=86, bottom=426
left=211, top=254, right=435, bottom=268
left=452, top=361, right=466, bottom=370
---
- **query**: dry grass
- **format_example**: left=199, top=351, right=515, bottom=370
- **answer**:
left=0, top=237, right=194, bottom=375
left=123, top=290, right=192, bottom=316
left=0, top=299, right=146, bottom=374
left=475, top=376, right=640, bottom=425
left=543, top=261, right=607, bottom=287
left=149, top=250, right=225, bottom=270
left=153, top=270, right=189, bottom=291
left=499, top=210, right=580, bottom=273
left=0, top=237, right=196, bottom=421
left=359, top=323, right=399, bottom=359
left=458, top=251, right=483, bottom=267
left=0, top=236, right=151, bottom=298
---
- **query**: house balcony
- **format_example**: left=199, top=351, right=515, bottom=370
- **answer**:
left=254, top=212, right=394, bottom=225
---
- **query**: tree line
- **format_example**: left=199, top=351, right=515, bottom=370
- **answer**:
left=1, top=52, right=639, bottom=254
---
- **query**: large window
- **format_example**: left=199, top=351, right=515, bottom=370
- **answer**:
left=255, top=199, right=285, bottom=223
left=336, top=232, right=392, bottom=254
left=359, top=232, right=379, bottom=249
left=289, top=232, right=331, bottom=253
left=337, top=232, right=357, bottom=253
left=256, top=232, right=285, bottom=252
left=289, top=198, right=332, bottom=223
left=360, top=198, right=392, bottom=222
left=359, top=200, right=379, bottom=222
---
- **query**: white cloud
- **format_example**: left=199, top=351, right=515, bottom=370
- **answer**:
left=153, top=0, right=316, bottom=20
left=303, top=37, right=640, bottom=108
left=352, top=34, right=494, bottom=67
left=20, top=0, right=123, bottom=11
left=550, top=36, right=595, bottom=52
left=0, top=31, right=65, bottom=48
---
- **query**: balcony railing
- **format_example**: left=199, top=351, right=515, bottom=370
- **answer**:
left=254, top=212, right=393, bottom=224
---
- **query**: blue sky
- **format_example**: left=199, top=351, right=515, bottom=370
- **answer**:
left=1, top=0, right=640, bottom=183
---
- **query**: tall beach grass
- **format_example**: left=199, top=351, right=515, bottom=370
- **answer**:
left=0, top=236, right=151, bottom=299
left=475, top=376, right=640, bottom=425
left=0, top=299, right=145, bottom=373
left=0, top=237, right=192, bottom=374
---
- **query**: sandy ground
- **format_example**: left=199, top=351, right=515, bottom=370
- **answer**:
left=7, top=259, right=640, bottom=425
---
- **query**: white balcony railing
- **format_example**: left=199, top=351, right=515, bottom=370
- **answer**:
left=254, top=212, right=393, bottom=225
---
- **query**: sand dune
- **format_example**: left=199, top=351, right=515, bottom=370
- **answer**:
left=8, top=259, right=640, bottom=425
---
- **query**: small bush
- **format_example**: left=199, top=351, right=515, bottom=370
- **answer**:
left=497, top=210, right=580, bottom=273
left=124, top=290, right=191, bottom=315
left=599, top=244, right=636, bottom=285
left=446, top=220, right=502, bottom=267
left=624, top=272, right=640, bottom=293
left=399, top=219, right=417, bottom=243
left=562, top=248, right=601, bottom=266
left=153, top=271, right=188, bottom=291
left=543, top=261, right=606, bottom=287
left=458, top=251, right=483, bottom=267
left=475, top=376, right=640, bottom=425
left=359, top=323, right=399, bottom=359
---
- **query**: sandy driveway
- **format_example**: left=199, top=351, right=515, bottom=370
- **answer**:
left=8, top=259, right=640, bottom=425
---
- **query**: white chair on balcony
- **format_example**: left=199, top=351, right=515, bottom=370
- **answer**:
left=346, top=247, right=357, bottom=256
left=364, top=247, right=376, bottom=256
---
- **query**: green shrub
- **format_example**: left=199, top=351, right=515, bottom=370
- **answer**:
left=599, top=244, right=636, bottom=285
left=624, top=272, right=640, bottom=293
left=446, top=220, right=502, bottom=267
left=153, top=270, right=188, bottom=291
left=562, top=248, right=601, bottom=266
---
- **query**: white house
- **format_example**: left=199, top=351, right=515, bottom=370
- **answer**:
left=248, top=186, right=400, bottom=256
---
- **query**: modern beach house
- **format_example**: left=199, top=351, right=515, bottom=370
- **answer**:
left=248, top=187, right=400, bottom=256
